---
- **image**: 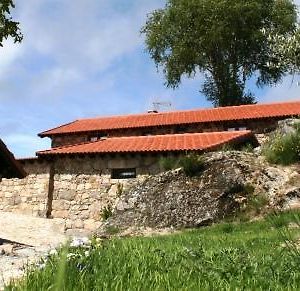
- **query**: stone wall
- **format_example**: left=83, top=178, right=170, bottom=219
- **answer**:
left=0, top=160, right=50, bottom=216
left=0, top=154, right=160, bottom=234
left=50, top=155, right=158, bottom=234
left=51, top=117, right=281, bottom=148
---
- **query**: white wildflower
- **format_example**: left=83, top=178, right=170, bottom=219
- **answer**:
left=67, top=253, right=77, bottom=261
left=49, top=249, right=58, bottom=256
left=36, top=262, right=46, bottom=270
left=70, top=237, right=90, bottom=247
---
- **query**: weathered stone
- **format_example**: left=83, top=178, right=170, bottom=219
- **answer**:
left=59, top=190, right=76, bottom=201
left=98, top=150, right=299, bottom=234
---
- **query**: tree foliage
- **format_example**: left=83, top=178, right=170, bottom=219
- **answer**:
left=142, top=0, right=299, bottom=107
left=0, top=0, right=23, bottom=46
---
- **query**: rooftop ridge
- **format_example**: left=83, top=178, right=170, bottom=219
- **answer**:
left=39, top=100, right=300, bottom=137
left=77, top=100, right=300, bottom=121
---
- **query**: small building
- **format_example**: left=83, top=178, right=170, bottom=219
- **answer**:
left=0, top=139, right=26, bottom=180
left=1, top=100, right=300, bottom=233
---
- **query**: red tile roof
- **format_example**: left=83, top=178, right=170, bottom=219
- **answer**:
left=39, top=101, right=300, bottom=137
left=37, top=131, right=255, bottom=156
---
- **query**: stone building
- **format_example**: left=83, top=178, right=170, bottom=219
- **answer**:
left=39, top=100, right=300, bottom=147
left=1, top=100, right=300, bottom=233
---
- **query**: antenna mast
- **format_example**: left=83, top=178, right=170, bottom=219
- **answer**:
left=152, top=101, right=172, bottom=112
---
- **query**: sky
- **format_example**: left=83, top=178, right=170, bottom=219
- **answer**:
left=0, top=0, right=299, bottom=158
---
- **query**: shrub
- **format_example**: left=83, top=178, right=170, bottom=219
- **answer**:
left=179, top=154, right=205, bottom=177
left=247, top=194, right=269, bottom=215
left=226, top=184, right=268, bottom=221
left=159, top=156, right=178, bottom=171
left=241, top=143, right=254, bottom=153
left=225, top=182, right=254, bottom=196
left=220, top=144, right=234, bottom=152
left=263, top=127, right=300, bottom=165
left=101, top=205, right=113, bottom=221
left=116, top=183, right=123, bottom=197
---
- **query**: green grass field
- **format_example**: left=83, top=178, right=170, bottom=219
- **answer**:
left=6, top=211, right=300, bottom=291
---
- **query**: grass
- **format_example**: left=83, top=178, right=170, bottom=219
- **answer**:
left=160, top=154, right=205, bottom=177
left=263, top=125, right=300, bottom=165
left=6, top=211, right=300, bottom=291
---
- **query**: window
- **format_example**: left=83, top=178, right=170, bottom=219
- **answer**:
left=88, top=133, right=108, bottom=142
left=111, top=168, right=136, bottom=179
left=227, top=127, right=247, bottom=132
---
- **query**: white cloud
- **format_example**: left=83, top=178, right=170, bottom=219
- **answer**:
left=0, top=39, right=23, bottom=77
left=0, top=0, right=164, bottom=101
left=15, top=0, right=161, bottom=72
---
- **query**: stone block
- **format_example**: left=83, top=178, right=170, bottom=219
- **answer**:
left=52, top=200, right=71, bottom=211
left=84, top=219, right=99, bottom=231
left=73, top=219, right=84, bottom=229
left=59, top=190, right=76, bottom=201
left=52, top=210, right=69, bottom=219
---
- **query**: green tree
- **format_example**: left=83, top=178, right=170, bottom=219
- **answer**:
left=0, top=0, right=23, bottom=46
left=142, top=0, right=299, bottom=107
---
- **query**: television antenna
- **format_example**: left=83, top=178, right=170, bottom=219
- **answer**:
left=152, top=101, right=172, bottom=112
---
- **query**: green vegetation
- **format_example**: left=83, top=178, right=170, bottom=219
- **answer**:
left=159, top=156, right=179, bottom=171
left=116, top=183, right=123, bottom=197
left=100, top=204, right=113, bottom=221
left=7, top=211, right=300, bottom=290
left=263, top=126, right=300, bottom=165
left=142, top=0, right=299, bottom=106
left=241, top=143, right=254, bottom=153
left=0, top=0, right=23, bottom=46
left=104, top=225, right=120, bottom=235
left=179, top=154, right=205, bottom=177
left=160, top=154, right=205, bottom=177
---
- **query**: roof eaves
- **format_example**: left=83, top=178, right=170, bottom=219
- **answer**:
left=38, top=120, right=80, bottom=137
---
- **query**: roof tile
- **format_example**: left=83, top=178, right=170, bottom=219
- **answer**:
left=39, top=101, right=300, bottom=136
left=37, top=131, right=254, bottom=156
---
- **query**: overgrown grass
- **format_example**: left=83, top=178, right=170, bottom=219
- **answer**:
left=159, top=156, right=179, bottom=171
left=6, top=211, right=300, bottom=291
left=160, top=154, right=205, bottom=177
left=263, top=125, right=300, bottom=165
left=179, top=154, right=205, bottom=177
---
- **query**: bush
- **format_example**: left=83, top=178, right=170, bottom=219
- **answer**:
left=247, top=194, right=269, bottom=215
left=179, top=154, right=205, bottom=177
left=220, top=144, right=234, bottom=152
left=225, top=184, right=268, bottom=221
left=160, top=154, right=205, bottom=176
left=101, top=205, right=113, bottom=221
left=263, top=127, right=300, bottom=165
left=116, top=183, right=123, bottom=197
left=225, top=182, right=254, bottom=196
left=159, top=156, right=178, bottom=171
left=241, top=143, right=254, bottom=153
